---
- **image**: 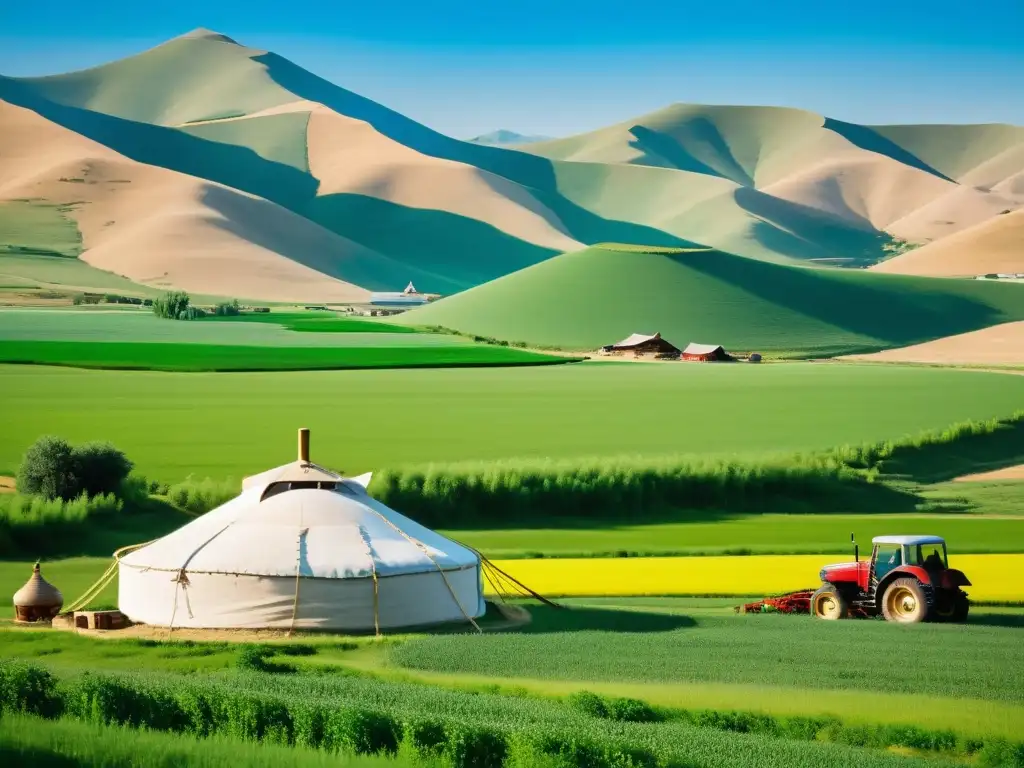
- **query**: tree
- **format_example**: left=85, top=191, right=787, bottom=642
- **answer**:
left=16, top=436, right=78, bottom=500
left=16, top=436, right=133, bottom=501
left=152, top=290, right=192, bottom=320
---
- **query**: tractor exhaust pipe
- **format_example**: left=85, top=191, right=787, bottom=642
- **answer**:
left=851, top=532, right=859, bottom=563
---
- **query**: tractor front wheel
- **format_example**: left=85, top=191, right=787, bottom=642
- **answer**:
left=881, top=578, right=928, bottom=623
left=811, top=584, right=848, bottom=620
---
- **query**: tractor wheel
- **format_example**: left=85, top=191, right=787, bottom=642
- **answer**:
left=811, top=585, right=848, bottom=620
left=881, top=578, right=928, bottom=624
left=933, top=591, right=970, bottom=623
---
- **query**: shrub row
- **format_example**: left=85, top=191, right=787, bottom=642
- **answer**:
left=165, top=476, right=238, bottom=514
left=366, top=455, right=886, bottom=526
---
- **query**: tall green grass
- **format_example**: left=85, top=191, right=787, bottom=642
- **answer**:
left=0, top=714, right=419, bottom=768
left=0, top=660, right=985, bottom=768
left=166, top=477, right=238, bottom=515
left=0, top=492, right=122, bottom=557
left=367, top=455, right=909, bottom=527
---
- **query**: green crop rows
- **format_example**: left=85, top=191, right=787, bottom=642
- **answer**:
left=1, top=658, right=999, bottom=768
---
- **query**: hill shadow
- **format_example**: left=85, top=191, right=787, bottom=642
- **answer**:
left=306, top=194, right=561, bottom=293
left=0, top=77, right=317, bottom=210
left=823, top=119, right=954, bottom=182
left=674, top=247, right=1011, bottom=345
left=256, top=53, right=699, bottom=253
left=630, top=123, right=754, bottom=187
left=734, top=186, right=889, bottom=265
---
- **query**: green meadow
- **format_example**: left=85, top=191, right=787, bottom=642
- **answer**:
left=3, top=362, right=1024, bottom=480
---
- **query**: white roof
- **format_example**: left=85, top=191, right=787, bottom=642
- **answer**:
left=872, top=535, right=945, bottom=546
left=683, top=343, right=724, bottom=355
left=121, top=483, right=478, bottom=579
left=612, top=333, right=659, bottom=348
left=404, top=282, right=417, bottom=294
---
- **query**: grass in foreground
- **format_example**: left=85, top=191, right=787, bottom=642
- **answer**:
left=4, top=363, right=1024, bottom=481
left=390, top=609, right=1024, bottom=704
left=0, top=713, right=416, bottom=767
left=0, top=341, right=571, bottom=372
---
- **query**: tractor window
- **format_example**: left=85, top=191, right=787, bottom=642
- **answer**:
left=910, top=544, right=947, bottom=570
left=873, top=544, right=903, bottom=581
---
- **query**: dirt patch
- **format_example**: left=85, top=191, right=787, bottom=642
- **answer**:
left=954, top=464, right=1024, bottom=482
left=0, top=476, right=15, bottom=493
left=844, top=322, right=1024, bottom=367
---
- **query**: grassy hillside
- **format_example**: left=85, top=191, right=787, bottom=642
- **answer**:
left=398, top=244, right=1024, bottom=353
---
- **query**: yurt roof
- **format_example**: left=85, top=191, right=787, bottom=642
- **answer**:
left=122, top=430, right=477, bottom=581
left=120, top=485, right=476, bottom=579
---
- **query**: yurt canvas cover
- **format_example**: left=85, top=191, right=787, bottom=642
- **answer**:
left=119, top=437, right=484, bottom=631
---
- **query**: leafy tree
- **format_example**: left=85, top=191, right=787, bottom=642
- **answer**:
left=16, top=436, right=78, bottom=501
left=152, top=290, right=192, bottom=320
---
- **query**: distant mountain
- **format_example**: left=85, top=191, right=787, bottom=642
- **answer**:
left=467, top=130, right=553, bottom=146
left=1, top=28, right=1022, bottom=303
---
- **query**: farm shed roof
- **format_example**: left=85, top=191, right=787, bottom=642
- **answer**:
left=683, top=343, right=725, bottom=356
left=612, top=332, right=661, bottom=348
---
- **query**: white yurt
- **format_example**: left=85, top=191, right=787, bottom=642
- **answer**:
left=118, top=429, right=485, bottom=632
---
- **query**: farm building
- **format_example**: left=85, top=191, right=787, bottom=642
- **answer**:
left=681, top=343, right=733, bottom=362
left=602, top=332, right=681, bottom=356
left=370, top=281, right=429, bottom=307
left=117, top=430, right=485, bottom=632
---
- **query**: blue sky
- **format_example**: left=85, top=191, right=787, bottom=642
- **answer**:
left=1, top=1, right=1021, bottom=137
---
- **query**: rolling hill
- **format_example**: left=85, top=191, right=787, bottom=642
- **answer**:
left=467, top=130, right=552, bottom=145
left=1, top=28, right=1022, bottom=302
left=396, top=244, right=1024, bottom=355
left=871, top=209, right=1024, bottom=278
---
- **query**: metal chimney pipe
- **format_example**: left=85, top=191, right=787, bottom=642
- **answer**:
left=298, top=428, right=310, bottom=463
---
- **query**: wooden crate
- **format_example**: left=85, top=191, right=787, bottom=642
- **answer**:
left=73, top=610, right=130, bottom=630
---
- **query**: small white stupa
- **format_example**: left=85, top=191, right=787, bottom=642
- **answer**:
left=118, top=429, right=484, bottom=631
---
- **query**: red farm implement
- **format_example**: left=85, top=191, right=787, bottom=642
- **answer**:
left=737, top=534, right=972, bottom=624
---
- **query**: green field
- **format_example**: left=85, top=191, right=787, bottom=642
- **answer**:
left=0, top=199, right=81, bottom=259
left=3, top=362, right=1024, bottom=480
left=453, top=512, right=1024, bottom=558
left=398, top=244, right=1024, bottom=353
left=0, top=340, right=567, bottom=372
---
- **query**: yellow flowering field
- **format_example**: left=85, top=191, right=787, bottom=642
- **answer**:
left=488, top=554, right=1022, bottom=602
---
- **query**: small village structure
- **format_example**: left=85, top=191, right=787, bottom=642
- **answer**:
left=681, top=343, right=734, bottom=362
left=601, top=333, right=681, bottom=358
left=370, top=281, right=430, bottom=307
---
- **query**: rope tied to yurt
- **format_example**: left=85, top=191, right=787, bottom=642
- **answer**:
left=362, top=505, right=481, bottom=633
left=354, top=524, right=382, bottom=637
left=168, top=568, right=195, bottom=636
left=464, top=545, right=562, bottom=609
left=287, top=527, right=309, bottom=637
left=61, top=539, right=158, bottom=615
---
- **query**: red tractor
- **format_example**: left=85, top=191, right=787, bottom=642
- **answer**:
left=812, top=535, right=971, bottom=623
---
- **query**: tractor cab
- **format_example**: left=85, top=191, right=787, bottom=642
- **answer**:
left=870, top=535, right=948, bottom=585
left=812, top=534, right=971, bottom=624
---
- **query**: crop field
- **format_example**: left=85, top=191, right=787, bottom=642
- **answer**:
left=0, top=309, right=568, bottom=371
left=1, top=631, right=1015, bottom=768
left=0, top=340, right=568, bottom=372
left=3, top=362, right=1024, bottom=480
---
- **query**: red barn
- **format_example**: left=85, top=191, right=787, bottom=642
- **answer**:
left=681, top=343, right=732, bottom=362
